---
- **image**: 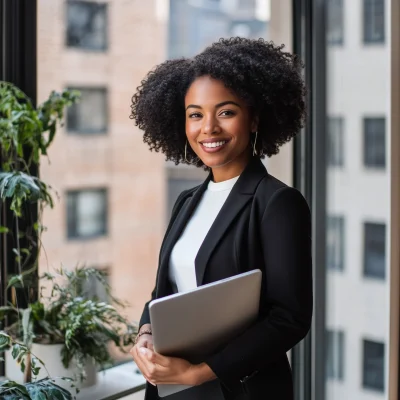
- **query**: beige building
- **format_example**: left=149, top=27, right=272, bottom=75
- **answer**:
left=37, top=0, right=168, bottom=322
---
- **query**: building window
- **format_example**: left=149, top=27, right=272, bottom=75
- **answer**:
left=326, top=215, right=345, bottom=271
left=363, top=117, right=386, bottom=168
left=66, top=1, right=108, bottom=51
left=327, top=0, right=343, bottom=45
left=363, top=0, right=385, bottom=44
left=327, top=117, right=344, bottom=167
left=362, top=339, right=385, bottom=392
left=67, top=189, right=108, bottom=239
left=363, top=222, right=386, bottom=279
left=326, top=329, right=344, bottom=380
left=67, top=87, right=108, bottom=134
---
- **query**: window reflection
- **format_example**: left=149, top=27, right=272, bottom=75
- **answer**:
left=325, top=0, right=389, bottom=398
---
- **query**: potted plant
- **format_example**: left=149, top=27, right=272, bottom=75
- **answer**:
left=2, top=266, right=137, bottom=388
left=0, top=81, right=137, bottom=391
left=0, top=331, right=73, bottom=399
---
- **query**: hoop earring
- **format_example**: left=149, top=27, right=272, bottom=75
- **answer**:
left=253, top=131, right=258, bottom=156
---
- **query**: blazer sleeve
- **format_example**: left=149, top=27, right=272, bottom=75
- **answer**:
left=138, top=189, right=190, bottom=330
left=204, top=186, right=313, bottom=391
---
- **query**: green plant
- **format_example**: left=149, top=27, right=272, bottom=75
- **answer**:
left=1, top=266, right=137, bottom=383
left=0, top=379, right=72, bottom=400
left=0, top=80, right=137, bottom=394
left=0, top=81, right=79, bottom=392
left=0, top=80, right=79, bottom=290
left=0, top=331, right=73, bottom=400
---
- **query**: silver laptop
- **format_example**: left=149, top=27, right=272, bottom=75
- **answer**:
left=149, top=269, right=262, bottom=398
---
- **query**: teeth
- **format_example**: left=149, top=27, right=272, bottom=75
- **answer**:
left=202, top=141, right=227, bottom=148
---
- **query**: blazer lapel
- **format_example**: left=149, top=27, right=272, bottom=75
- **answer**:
left=156, top=176, right=211, bottom=297
left=194, top=157, right=268, bottom=286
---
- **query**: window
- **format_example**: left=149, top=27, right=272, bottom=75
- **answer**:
left=327, top=117, right=344, bottom=166
left=66, top=1, right=108, bottom=51
left=326, top=330, right=344, bottom=380
left=362, top=339, right=385, bottom=392
left=363, top=222, right=386, bottom=279
left=363, top=117, right=386, bottom=168
left=67, top=87, right=108, bottom=134
left=326, top=216, right=345, bottom=271
left=327, top=0, right=343, bottom=45
left=67, top=189, right=108, bottom=239
left=363, top=0, right=385, bottom=44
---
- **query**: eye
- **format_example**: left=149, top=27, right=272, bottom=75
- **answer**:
left=219, top=110, right=236, bottom=117
left=188, top=112, right=202, bottom=119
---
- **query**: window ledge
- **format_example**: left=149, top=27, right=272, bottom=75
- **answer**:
left=1, top=362, right=146, bottom=400
left=77, top=362, right=146, bottom=400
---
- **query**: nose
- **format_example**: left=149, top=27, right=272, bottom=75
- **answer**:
left=202, top=114, right=221, bottom=135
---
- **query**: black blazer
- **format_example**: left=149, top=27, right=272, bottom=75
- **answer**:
left=140, top=157, right=313, bottom=400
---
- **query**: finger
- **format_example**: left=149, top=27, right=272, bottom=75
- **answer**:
left=132, top=347, right=157, bottom=386
left=140, top=347, right=170, bottom=368
left=146, top=339, right=154, bottom=351
left=140, top=337, right=154, bottom=351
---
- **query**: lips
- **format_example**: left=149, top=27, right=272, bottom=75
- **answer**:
left=199, top=139, right=230, bottom=153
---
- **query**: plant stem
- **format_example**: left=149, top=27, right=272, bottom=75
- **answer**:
left=15, top=217, right=22, bottom=277
left=24, top=351, right=32, bottom=383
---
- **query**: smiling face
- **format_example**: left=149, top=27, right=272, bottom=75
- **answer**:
left=184, top=75, right=258, bottom=182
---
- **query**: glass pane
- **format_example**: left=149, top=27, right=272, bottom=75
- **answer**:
left=363, top=0, right=385, bottom=44
left=37, top=0, right=270, bottom=375
left=325, top=0, right=390, bottom=399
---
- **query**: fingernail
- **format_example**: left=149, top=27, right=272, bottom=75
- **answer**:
left=139, top=347, right=147, bottom=355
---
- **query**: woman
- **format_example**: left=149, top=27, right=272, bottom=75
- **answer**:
left=130, top=38, right=312, bottom=400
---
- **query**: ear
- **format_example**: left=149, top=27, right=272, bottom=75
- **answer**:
left=251, top=115, right=259, bottom=132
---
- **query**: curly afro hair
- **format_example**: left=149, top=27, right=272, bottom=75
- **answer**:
left=130, top=37, right=306, bottom=166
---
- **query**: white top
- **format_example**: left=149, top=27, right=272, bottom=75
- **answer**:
left=169, top=175, right=240, bottom=293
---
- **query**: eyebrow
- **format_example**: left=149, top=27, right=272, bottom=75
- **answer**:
left=185, top=101, right=241, bottom=111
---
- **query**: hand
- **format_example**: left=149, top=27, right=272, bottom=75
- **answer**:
left=133, top=324, right=154, bottom=350
left=131, top=346, right=216, bottom=386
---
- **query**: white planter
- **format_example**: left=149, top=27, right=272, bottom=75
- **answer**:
left=5, top=343, right=97, bottom=389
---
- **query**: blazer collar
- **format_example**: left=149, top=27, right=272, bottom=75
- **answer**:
left=156, top=157, right=268, bottom=296
left=195, top=157, right=267, bottom=285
